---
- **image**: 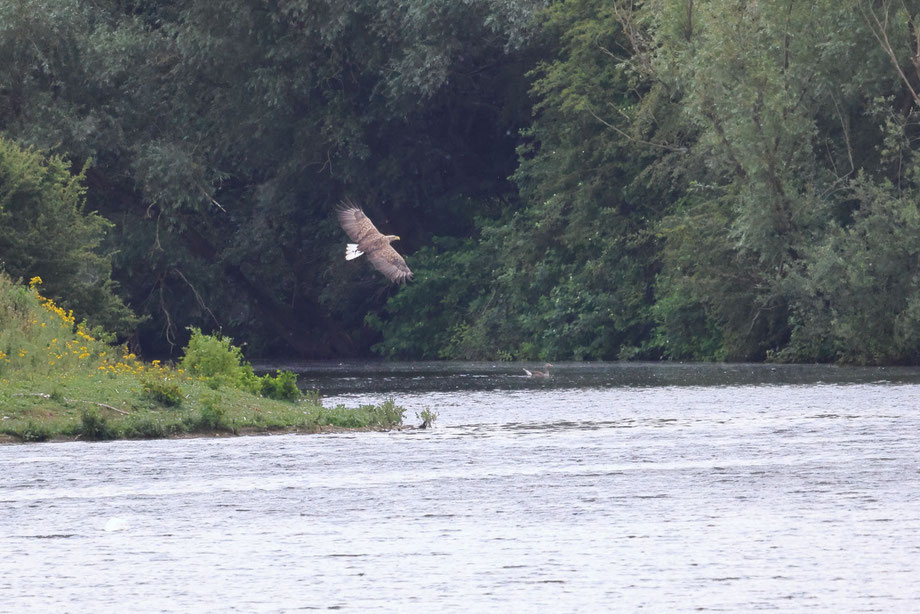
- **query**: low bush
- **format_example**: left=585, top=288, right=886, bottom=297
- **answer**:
left=77, top=408, right=117, bottom=441
left=18, top=421, right=52, bottom=442
left=180, top=328, right=260, bottom=393
left=186, top=393, right=232, bottom=432
left=259, top=370, right=301, bottom=401
left=142, top=377, right=183, bottom=407
left=123, top=416, right=169, bottom=439
left=319, top=399, right=405, bottom=429
left=367, top=398, right=405, bottom=427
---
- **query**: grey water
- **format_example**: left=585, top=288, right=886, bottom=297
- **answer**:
left=2, top=362, right=920, bottom=612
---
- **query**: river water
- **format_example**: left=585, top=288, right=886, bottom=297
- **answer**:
left=2, top=362, right=920, bottom=612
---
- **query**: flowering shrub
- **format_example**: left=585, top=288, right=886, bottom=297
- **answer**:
left=1, top=274, right=300, bottom=408
left=0, top=275, right=144, bottom=379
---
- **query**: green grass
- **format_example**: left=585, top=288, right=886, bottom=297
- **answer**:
left=0, top=273, right=406, bottom=443
left=0, top=372, right=405, bottom=442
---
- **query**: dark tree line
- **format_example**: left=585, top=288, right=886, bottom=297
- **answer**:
left=3, top=0, right=920, bottom=364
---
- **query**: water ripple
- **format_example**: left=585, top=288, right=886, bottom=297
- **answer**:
left=3, top=364, right=920, bottom=612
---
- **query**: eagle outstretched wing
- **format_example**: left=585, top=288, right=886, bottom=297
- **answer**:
left=336, top=200, right=379, bottom=243
left=364, top=245, right=413, bottom=284
left=336, top=201, right=413, bottom=284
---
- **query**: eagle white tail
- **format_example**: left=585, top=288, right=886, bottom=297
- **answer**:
left=345, top=243, right=364, bottom=260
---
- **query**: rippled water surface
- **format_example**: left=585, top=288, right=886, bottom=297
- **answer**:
left=3, top=362, right=920, bottom=612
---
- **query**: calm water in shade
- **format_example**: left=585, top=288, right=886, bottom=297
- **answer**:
left=3, top=362, right=920, bottom=612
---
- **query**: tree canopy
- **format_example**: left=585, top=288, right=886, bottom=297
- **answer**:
left=0, top=137, right=136, bottom=333
left=3, top=0, right=920, bottom=364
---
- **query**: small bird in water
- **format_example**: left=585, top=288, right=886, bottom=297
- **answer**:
left=523, top=364, right=554, bottom=378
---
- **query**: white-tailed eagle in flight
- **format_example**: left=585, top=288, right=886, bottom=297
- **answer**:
left=336, top=201, right=413, bottom=284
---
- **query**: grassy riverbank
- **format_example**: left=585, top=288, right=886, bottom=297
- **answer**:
left=0, top=274, right=405, bottom=443
left=0, top=376, right=405, bottom=443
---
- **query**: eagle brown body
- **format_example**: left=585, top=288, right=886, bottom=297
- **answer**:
left=336, top=201, right=413, bottom=284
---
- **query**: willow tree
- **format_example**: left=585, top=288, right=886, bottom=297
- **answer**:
left=638, top=0, right=908, bottom=360
left=780, top=1, right=920, bottom=364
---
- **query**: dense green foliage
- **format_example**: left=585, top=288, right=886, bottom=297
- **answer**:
left=372, top=0, right=920, bottom=364
left=4, top=0, right=920, bottom=364
left=0, top=0, right=542, bottom=357
left=0, top=137, right=136, bottom=333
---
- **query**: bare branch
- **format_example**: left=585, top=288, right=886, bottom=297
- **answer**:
left=586, top=105, right=687, bottom=152
left=860, top=1, right=920, bottom=109
left=171, top=268, right=220, bottom=327
left=158, top=275, right=177, bottom=352
left=196, top=181, right=226, bottom=212
left=829, top=92, right=855, bottom=177
left=68, top=399, right=131, bottom=415
left=611, top=1, right=656, bottom=76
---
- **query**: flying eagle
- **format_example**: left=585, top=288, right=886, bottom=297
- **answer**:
left=336, top=201, right=413, bottom=284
